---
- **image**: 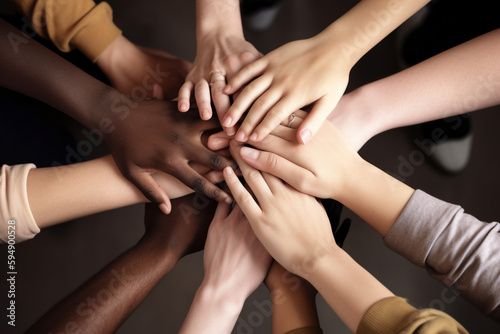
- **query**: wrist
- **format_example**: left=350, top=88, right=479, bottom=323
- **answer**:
left=196, top=0, right=243, bottom=40
left=195, top=281, right=246, bottom=318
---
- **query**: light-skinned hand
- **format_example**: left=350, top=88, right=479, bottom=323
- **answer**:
left=177, top=35, right=261, bottom=135
left=223, top=140, right=337, bottom=277
left=222, top=36, right=349, bottom=144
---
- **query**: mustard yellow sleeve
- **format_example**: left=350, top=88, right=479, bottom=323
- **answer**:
left=0, top=164, right=39, bottom=243
left=357, top=296, right=468, bottom=334
left=12, top=0, right=122, bottom=61
left=284, top=326, right=323, bottom=334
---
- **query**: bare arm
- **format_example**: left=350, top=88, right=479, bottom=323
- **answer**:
left=0, top=19, right=234, bottom=213
left=330, top=28, right=500, bottom=150
left=26, top=155, right=210, bottom=229
left=26, top=195, right=216, bottom=334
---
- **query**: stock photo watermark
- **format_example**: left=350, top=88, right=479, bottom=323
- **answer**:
left=6, top=219, right=17, bottom=327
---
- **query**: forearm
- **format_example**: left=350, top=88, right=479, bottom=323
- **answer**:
left=270, top=284, right=320, bottom=334
left=330, top=28, right=500, bottom=150
left=27, top=155, right=193, bottom=229
left=26, top=238, right=177, bottom=334
left=316, top=0, right=429, bottom=67
left=179, top=282, right=246, bottom=334
left=196, top=0, right=243, bottom=39
left=308, top=248, right=393, bottom=332
left=0, top=19, right=119, bottom=128
left=339, top=158, right=414, bottom=237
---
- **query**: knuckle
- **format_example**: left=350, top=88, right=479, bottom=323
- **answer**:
left=265, top=153, right=279, bottom=170
left=191, top=177, right=206, bottom=192
left=245, top=169, right=262, bottom=183
left=208, top=154, right=223, bottom=170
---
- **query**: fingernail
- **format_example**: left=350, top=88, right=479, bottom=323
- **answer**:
left=180, top=104, right=187, bottom=112
left=223, top=84, right=232, bottom=93
left=203, top=109, right=211, bottom=120
left=235, top=131, right=246, bottom=142
left=240, top=146, right=260, bottom=160
left=159, top=203, right=170, bottom=215
left=249, top=133, right=258, bottom=142
left=223, top=116, right=232, bottom=127
left=224, top=166, right=234, bottom=176
left=224, top=196, right=234, bottom=204
left=300, top=129, right=312, bottom=144
left=225, top=126, right=236, bottom=136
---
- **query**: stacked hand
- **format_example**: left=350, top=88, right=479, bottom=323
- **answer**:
left=103, top=100, right=236, bottom=214
left=177, top=35, right=261, bottom=135
left=222, top=36, right=350, bottom=144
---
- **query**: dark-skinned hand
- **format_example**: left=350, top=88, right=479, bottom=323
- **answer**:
left=103, top=99, right=236, bottom=214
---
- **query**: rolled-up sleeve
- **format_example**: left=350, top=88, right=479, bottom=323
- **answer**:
left=384, top=190, right=500, bottom=320
left=12, top=0, right=122, bottom=61
left=0, top=164, right=39, bottom=243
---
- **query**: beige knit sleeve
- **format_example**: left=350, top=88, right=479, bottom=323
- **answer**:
left=12, top=0, right=122, bottom=61
left=0, top=164, right=39, bottom=243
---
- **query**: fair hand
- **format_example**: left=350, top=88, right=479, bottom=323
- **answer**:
left=177, top=35, right=261, bottom=134
left=234, top=120, right=361, bottom=201
left=223, top=141, right=337, bottom=277
left=202, top=201, right=272, bottom=298
left=103, top=100, right=235, bottom=214
left=96, top=35, right=191, bottom=100
left=222, top=36, right=350, bottom=144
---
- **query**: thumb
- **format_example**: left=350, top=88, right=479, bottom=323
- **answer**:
left=131, top=167, right=172, bottom=214
left=297, top=96, right=336, bottom=144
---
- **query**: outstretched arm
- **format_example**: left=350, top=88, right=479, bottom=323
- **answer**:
left=177, top=0, right=261, bottom=135
left=330, top=28, right=500, bottom=151
left=0, top=19, right=234, bottom=213
left=223, top=0, right=430, bottom=144
left=25, top=195, right=216, bottom=334
left=26, top=155, right=223, bottom=229
left=179, top=201, right=271, bottom=334
left=223, top=142, right=467, bottom=333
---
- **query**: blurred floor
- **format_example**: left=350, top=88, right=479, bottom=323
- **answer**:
left=1, top=0, right=500, bottom=333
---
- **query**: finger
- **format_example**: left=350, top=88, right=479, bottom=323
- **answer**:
left=297, top=96, right=336, bottom=144
left=203, top=170, right=225, bottom=185
left=269, top=124, right=297, bottom=142
left=223, top=166, right=261, bottom=221
left=178, top=81, right=194, bottom=112
left=188, top=144, right=238, bottom=171
left=194, top=80, right=212, bottom=120
left=130, top=166, right=172, bottom=214
left=251, top=98, right=298, bottom=142
left=153, top=84, right=166, bottom=100
left=238, top=146, right=315, bottom=195
left=175, top=164, right=233, bottom=204
left=278, top=111, right=306, bottom=129
left=246, top=131, right=296, bottom=157
left=229, top=140, right=273, bottom=202
left=222, top=75, right=272, bottom=129
left=213, top=200, right=232, bottom=221
left=260, top=171, right=288, bottom=195
left=235, top=90, right=281, bottom=142
left=223, top=58, right=267, bottom=94
left=210, top=73, right=237, bottom=136
left=207, top=131, right=232, bottom=151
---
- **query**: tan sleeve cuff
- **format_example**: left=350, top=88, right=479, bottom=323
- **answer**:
left=71, top=2, right=122, bottom=62
left=13, top=0, right=121, bottom=62
left=0, top=164, right=39, bottom=243
left=357, top=296, right=468, bottom=334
